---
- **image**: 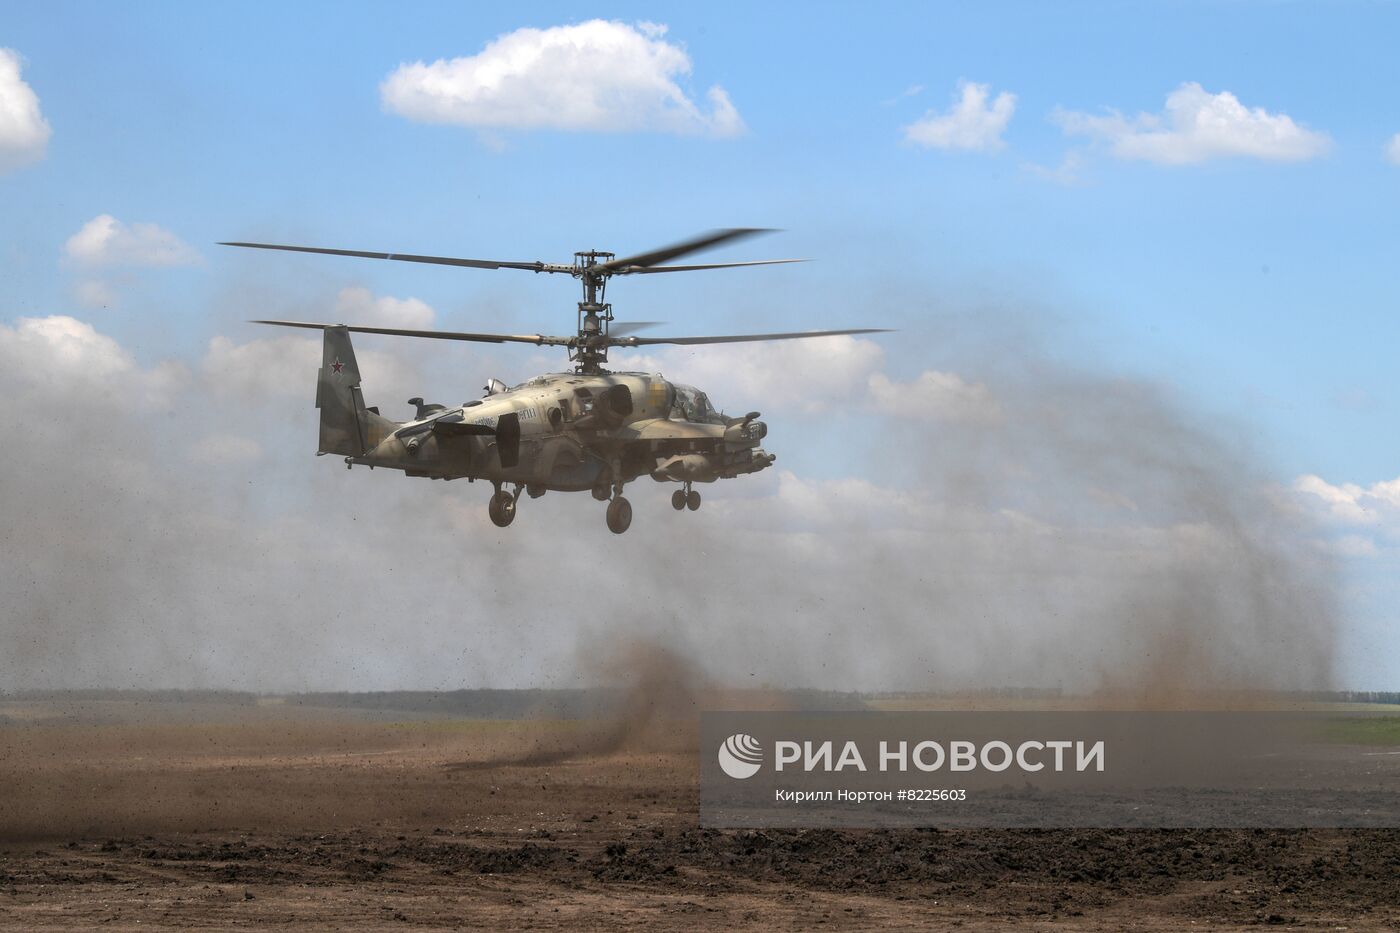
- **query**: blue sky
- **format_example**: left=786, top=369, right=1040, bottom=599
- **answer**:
left=5, top=1, right=1399, bottom=477
left=1, top=2, right=1396, bottom=690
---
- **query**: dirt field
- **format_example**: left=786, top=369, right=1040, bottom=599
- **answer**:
left=1, top=703, right=1397, bottom=930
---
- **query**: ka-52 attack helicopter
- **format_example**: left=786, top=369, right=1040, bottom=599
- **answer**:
left=223, top=229, right=887, bottom=534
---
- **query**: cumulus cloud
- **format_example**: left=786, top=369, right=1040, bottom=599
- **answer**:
left=1386, top=132, right=1400, bottom=166
left=1294, top=473, right=1400, bottom=528
left=0, top=315, right=188, bottom=407
left=334, top=285, right=435, bottom=329
left=64, top=214, right=201, bottom=267
left=1054, top=82, right=1331, bottom=165
left=380, top=20, right=744, bottom=137
left=202, top=333, right=318, bottom=399
left=0, top=48, right=50, bottom=173
left=868, top=369, right=1000, bottom=423
left=619, top=336, right=1002, bottom=424
left=1289, top=472, right=1400, bottom=563
left=202, top=290, right=437, bottom=404
left=616, top=334, right=885, bottom=414
left=903, top=80, right=1015, bottom=152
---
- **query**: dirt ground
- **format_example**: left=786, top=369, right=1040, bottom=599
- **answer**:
left=1, top=704, right=1397, bottom=930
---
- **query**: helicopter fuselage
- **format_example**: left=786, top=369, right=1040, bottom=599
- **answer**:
left=345, top=371, right=774, bottom=497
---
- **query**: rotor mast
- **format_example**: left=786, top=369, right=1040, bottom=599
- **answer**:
left=572, top=250, right=615, bottom=374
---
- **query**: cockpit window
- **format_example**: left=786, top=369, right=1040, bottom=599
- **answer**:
left=673, top=385, right=715, bottom=421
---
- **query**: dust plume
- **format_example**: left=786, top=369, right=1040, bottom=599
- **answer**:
left=600, top=306, right=1339, bottom=708
left=443, top=636, right=854, bottom=769
left=0, top=300, right=1342, bottom=703
left=448, top=640, right=706, bottom=769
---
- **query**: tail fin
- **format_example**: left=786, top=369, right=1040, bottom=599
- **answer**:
left=314, top=326, right=394, bottom=455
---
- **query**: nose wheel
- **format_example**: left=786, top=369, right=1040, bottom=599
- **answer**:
left=488, top=485, right=519, bottom=528
left=672, top=483, right=701, bottom=512
left=606, top=495, right=632, bottom=534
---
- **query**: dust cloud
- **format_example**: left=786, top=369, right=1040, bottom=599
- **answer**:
left=597, top=308, right=1339, bottom=708
left=0, top=302, right=1339, bottom=704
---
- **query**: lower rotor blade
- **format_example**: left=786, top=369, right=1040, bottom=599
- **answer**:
left=251, top=320, right=570, bottom=346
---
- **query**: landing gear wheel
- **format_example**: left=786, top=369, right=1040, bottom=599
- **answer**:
left=488, top=491, right=516, bottom=528
left=606, top=496, right=632, bottom=534
left=671, top=490, right=686, bottom=511
left=686, top=489, right=701, bottom=511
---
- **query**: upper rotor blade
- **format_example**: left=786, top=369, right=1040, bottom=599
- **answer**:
left=251, top=319, right=571, bottom=346
left=591, top=228, right=774, bottom=275
left=615, top=259, right=806, bottom=275
left=624, top=328, right=892, bottom=346
left=222, top=242, right=570, bottom=274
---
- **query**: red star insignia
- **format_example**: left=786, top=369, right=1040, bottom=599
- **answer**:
left=331, top=358, right=344, bottom=374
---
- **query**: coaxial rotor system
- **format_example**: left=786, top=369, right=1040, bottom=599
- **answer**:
left=221, top=228, right=889, bottom=373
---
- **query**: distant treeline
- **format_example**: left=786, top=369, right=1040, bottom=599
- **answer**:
left=0, top=687, right=869, bottom=718
left=869, top=688, right=1400, bottom=705
left=866, top=688, right=1068, bottom=700
left=3, top=688, right=1394, bottom=711
left=1299, top=690, right=1400, bottom=705
left=4, top=689, right=260, bottom=705
left=288, top=688, right=869, bottom=718
left=290, top=689, right=616, bottom=719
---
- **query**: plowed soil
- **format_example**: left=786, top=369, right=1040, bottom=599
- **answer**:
left=1, top=708, right=1396, bottom=930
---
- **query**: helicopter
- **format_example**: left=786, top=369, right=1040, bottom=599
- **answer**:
left=222, top=228, right=887, bottom=534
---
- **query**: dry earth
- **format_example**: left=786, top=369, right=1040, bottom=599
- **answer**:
left=0, top=703, right=1397, bottom=930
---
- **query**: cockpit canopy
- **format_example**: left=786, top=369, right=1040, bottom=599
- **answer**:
left=672, top=384, right=717, bottom=422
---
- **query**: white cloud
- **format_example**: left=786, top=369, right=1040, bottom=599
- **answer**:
left=1294, top=473, right=1400, bottom=526
left=0, top=315, right=187, bottom=407
left=1054, top=82, right=1331, bottom=165
left=868, top=369, right=1001, bottom=423
left=380, top=20, right=743, bottom=137
left=615, top=335, right=885, bottom=414
left=197, top=288, right=436, bottom=402
left=903, top=80, right=1015, bottom=152
left=615, top=338, right=1006, bottom=424
left=0, top=48, right=50, bottom=173
left=0, top=315, right=132, bottom=380
left=1385, top=132, right=1400, bottom=166
left=334, top=285, right=435, bottom=329
left=203, top=333, right=319, bottom=399
left=64, top=214, right=201, bottom=267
